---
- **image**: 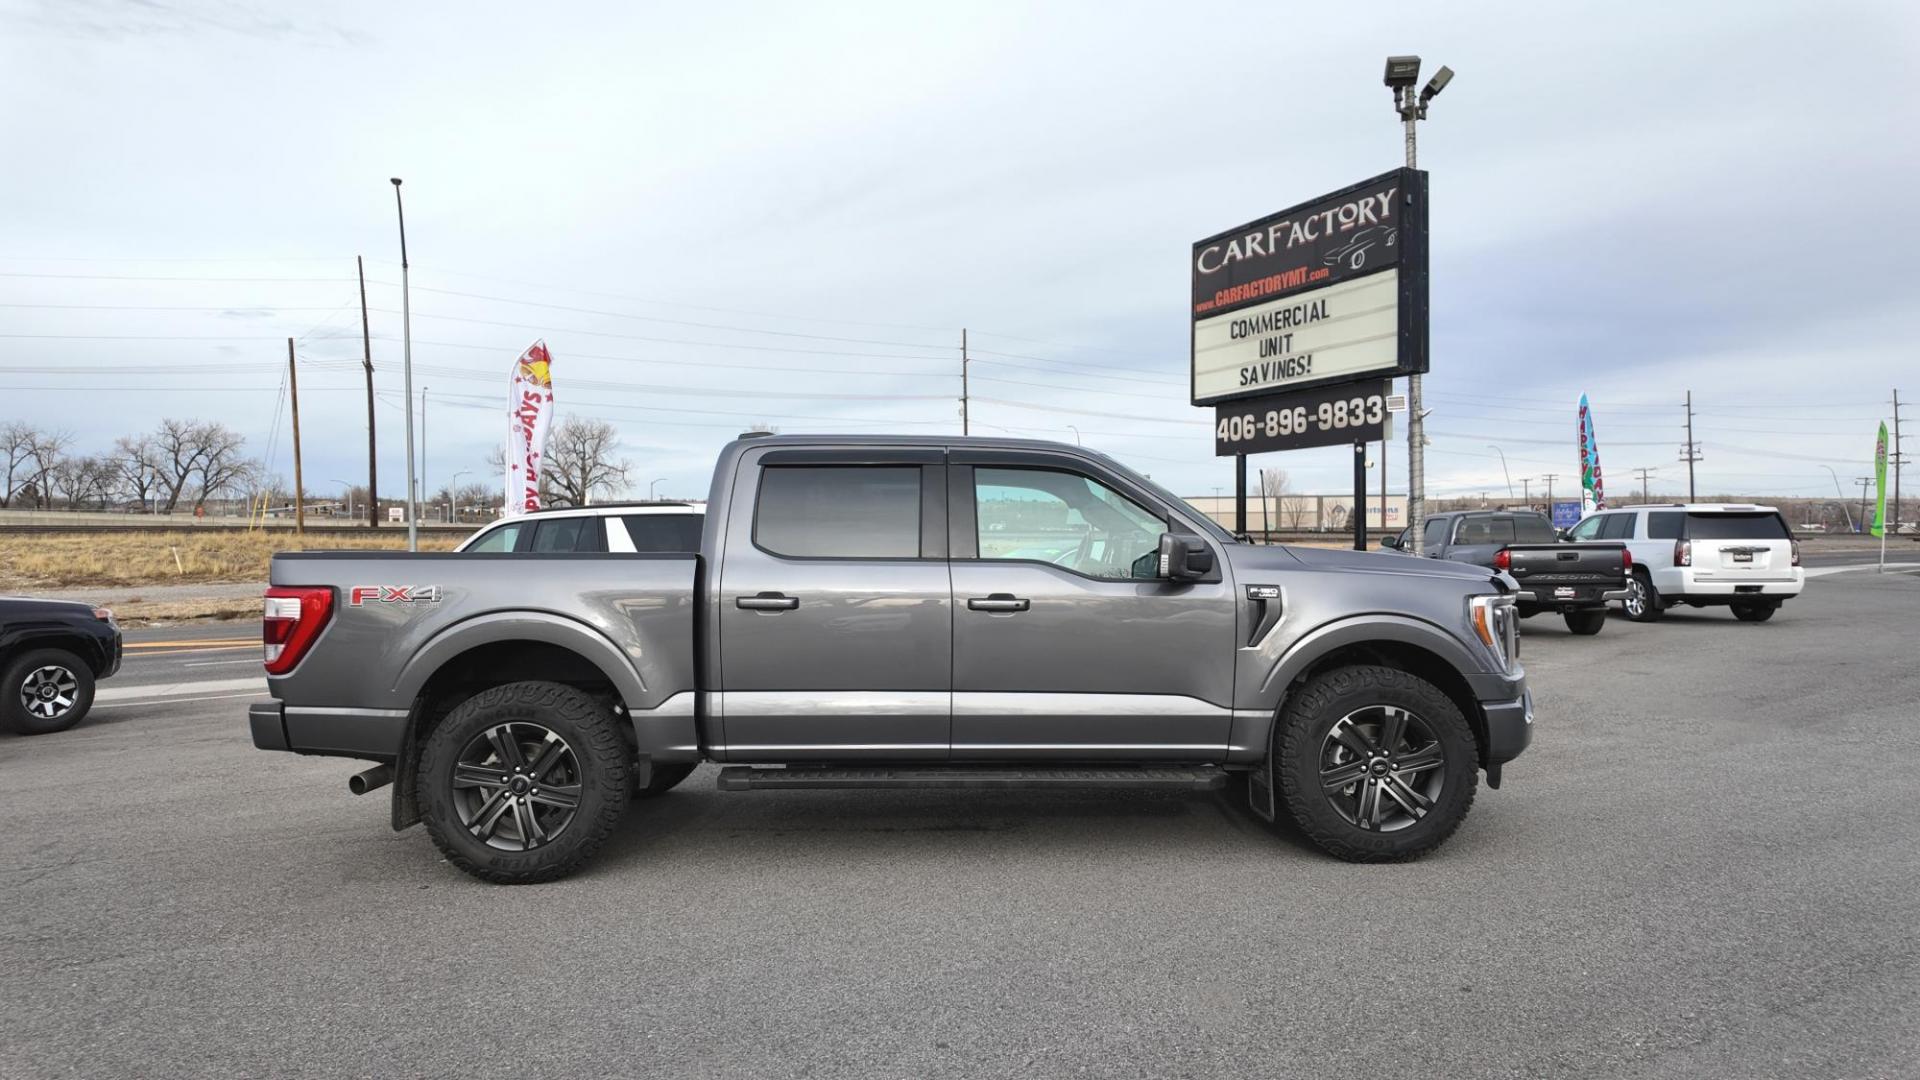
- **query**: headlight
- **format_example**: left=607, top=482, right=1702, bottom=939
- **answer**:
left=1468, top=593, right=1519, bottom=674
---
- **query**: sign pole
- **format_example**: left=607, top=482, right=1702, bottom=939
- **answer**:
left=1352, top=440, right=1367, bottom=551
left=1234, top=454, right=1247, bottom=536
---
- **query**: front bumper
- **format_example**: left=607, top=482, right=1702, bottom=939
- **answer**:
left=1467, top=669, right=1533, bottom=766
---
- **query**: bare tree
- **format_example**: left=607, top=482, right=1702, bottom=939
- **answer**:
left=1, top=421, right=37, bottom=507
left=51, top=455, right=116, bottom=509
left=542, top=416, right=631, bottom=506
left=110, top=435, right=164, bottom=510
left=21, top=428, right=73, bottom=509
left=151, top=419, right=250, bottom=511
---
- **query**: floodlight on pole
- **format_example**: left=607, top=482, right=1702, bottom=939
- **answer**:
left=1386, top=55, right=1451, bottom=556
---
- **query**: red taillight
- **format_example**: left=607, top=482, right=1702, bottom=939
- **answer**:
left=1493, top=548, right=1511, bottom=571
left=1621, top=546, right=1633, bottom=570
left=263, top=586, right=333, bottom=675
left=1675, top=539, right=1691, bottom=567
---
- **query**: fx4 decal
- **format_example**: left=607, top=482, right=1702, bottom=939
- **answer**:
left=348, top=585, right=443, bottom=606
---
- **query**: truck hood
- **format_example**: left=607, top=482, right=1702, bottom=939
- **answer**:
left=1229, top=544, right=1502, bottom=586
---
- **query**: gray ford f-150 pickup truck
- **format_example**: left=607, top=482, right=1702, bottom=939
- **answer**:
left=250, top=435, right=1532, bottom=883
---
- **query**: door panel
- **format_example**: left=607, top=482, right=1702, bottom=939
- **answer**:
left=948, top=459, right=1236, bottom=761
left=716, top=454, right=950, bottom=761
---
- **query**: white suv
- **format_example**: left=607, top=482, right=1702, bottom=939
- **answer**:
left=457, top=502, right=705, bottom=554
left=1566, top=503, right=1803, bottom=622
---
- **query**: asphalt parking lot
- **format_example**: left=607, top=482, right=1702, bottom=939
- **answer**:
left=3, top=563, right=1917, bottom=1079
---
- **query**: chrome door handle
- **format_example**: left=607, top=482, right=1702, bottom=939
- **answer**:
left=736, top=593, right=799, bottom=611
left=967, top=594, right=1030, bottom=612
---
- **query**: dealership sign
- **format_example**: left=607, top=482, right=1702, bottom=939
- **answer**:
left=1191, top=168, right=1428, bottom=406
left=1215, top=379, right=1392, bottom=457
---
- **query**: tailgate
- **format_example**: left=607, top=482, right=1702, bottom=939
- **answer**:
left=1503, top=543, right=1626, bottom=600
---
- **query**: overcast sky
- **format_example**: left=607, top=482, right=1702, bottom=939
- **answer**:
left=3, top=0, right=1915, bottom=508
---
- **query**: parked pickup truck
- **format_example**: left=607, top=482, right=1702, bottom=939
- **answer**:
left=1382, top=510, right=1628, bottom=635
left=250, top=435, right=1534, bottom=883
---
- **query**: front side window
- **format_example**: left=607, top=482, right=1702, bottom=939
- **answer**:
left=974, top=467, right=1164, bottom=579
left=466, top=523, right=522, bottom=552
left=756, top=466, right=920, bottom=558
left=1568, top=516, right=1603, bottom=541
left=1422, top=518, right=1449, bottom=549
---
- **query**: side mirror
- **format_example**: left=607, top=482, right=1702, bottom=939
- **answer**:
left=1380, top=533, right=1402, bottom=550
left=1557, top=528, right=1572, bottom=541
left=1156, top=532, right=1214, bottom=581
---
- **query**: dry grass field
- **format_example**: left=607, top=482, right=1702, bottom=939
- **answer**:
left=0, top=530, right=460, bottom=591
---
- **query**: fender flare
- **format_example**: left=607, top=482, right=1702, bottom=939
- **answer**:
left=394, top=610, right=648, bottom=707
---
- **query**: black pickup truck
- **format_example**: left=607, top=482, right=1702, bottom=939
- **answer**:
left=1383, top=510, right=1629, bottom=635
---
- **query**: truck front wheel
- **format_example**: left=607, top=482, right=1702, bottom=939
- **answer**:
left=418, top=681, right=632, bottom=884
left=1273, top=665, right=1478, bottom=863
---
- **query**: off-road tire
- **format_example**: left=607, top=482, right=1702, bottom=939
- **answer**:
left=1, top=647, right=96, bottom=735
left=636, top=762, right=697, bottom=798
left=1564, top=609, right=1607, bottom=635
left=418, top=681, right=630, bottom=884
left=1274, top=664, right=1478, bottom=863
left=1731, top=603, right=1776, bottom=623
left=1623, top=569, right=1664, bottom=622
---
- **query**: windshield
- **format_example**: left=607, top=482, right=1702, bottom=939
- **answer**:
left=1685, top=512, right=1790, bottom=540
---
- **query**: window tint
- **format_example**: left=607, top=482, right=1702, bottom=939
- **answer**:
left=1455, top=517, right=1500, bottom=545
left=1647, top=512, right=1683, bottom=540
left=1568, top=516, right=1603, bottom=541
left=1512, top=514, right=1557, bottom=543
left=621, top=513, right=704, bottom=553
left=531, top=517, right=588, bottom=552
left=756, top=466, right=920, bottom=558
left=465, top=523, right=521, bottom=552
left=1685, top=512, right=1790, bottom=540
left=1600, top=514, right=1636, bottom=540
left=1422, top=518, right=1449, bottom=548
left=975, top=467, right=1165, bottom=579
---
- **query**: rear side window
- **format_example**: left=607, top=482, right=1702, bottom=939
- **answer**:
left=1600, top=514, right=1635, bottom=540
left=756, top=466, right=921, bottom=558
left=1512, top=514, right=1557, bottom=543
left=1685, top=512, right=1789, bottom=540
left=530, top=517, right=589, bottom=552
left=621, top=514, right=704, bottom=553
left=1455, top=517, right=1503, bottom=545
left=1647, top=512, right=1683, bottom=540
left=466, top=523, right=522, bottom=552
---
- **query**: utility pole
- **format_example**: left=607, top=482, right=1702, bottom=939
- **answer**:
left=420, top=386, right=429, bottom=523
left=390, top=177, right=418, bottom=551
left=287, top=337, right=305, bottom=536
left=960, top=328, right=970, bottom=436
left=357, top=256, right=378, bottom=529
left=1892, top=388, right=1907, bottom=533
left=1856, top=476, right=1874, bottom=530
left=1521, top=477, right=1532, bottom=506
left=1680, top=390, right=1702, bottom=501
left=1541, top=473, right=1559, bottom=514
left=1633, top=466, right=1657, bottom=505
left=1385, top=56, right=1451, bottom=554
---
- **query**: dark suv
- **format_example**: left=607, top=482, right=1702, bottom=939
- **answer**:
left=0, top=597, right=122, bottom=734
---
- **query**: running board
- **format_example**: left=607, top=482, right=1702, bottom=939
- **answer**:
left=716, top=765, right=1229, bottom=792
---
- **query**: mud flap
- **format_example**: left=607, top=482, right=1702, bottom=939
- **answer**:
left=1247, top=750, right=1277, bottom=823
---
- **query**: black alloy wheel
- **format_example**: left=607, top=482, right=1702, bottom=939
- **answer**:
left=451, top=721, right=583, bottom=852
left=1318, top=705, right=1448, bottom=833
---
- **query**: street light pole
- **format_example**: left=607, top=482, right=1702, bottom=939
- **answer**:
left=1067, top=425, right=1082, bottom=446
left=390, top=178, right=419, bottom=552
left=1386, top=56, right=1451, bottom=554
left=449, top=469, right=470, bottom=522
left=1486, top=444, right=1513, bottom=500
left=330, top=479, right=353, bottom=520
left=650, top=477, right=667, bottom=500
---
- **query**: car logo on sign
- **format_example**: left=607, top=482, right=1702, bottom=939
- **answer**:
left=348, top=585, right=442, bottom=606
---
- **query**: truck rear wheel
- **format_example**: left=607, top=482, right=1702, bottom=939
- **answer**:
left=418, top=681, right=631, bottom=884
left=1563, top=609, right=1607, bottom=635
left=1273, top=665, right=1478, bottom=863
